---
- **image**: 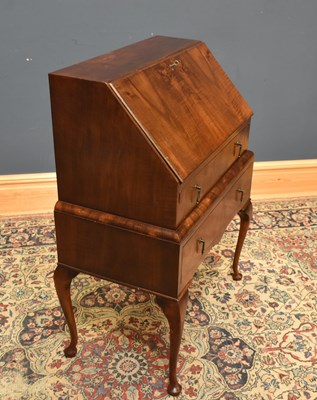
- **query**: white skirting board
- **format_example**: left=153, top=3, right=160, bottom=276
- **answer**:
left=0, top=160, right=317, bottom=216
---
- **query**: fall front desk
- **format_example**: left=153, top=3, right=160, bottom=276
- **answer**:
left=49, top=36, right=254, bottom=396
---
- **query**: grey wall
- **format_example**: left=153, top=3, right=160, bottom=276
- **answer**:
left=1, top=0, right=316, bottom=174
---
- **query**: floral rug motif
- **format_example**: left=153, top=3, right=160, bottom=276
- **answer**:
left=0, top=198, right=317, bottom=399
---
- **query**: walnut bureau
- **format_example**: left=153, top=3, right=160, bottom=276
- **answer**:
left=49, top=35, right=254, bottom=396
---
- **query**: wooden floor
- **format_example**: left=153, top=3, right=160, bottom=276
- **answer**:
left=0, top=159, right=316, bottom=215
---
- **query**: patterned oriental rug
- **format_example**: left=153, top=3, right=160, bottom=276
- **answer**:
left=0, top=198, right=317, bottom=400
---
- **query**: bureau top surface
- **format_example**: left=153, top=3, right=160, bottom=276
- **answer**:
left=50, top=36, right=199, bottom=82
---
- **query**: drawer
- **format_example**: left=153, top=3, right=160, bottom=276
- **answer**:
left=176, top=121, right=250, bottom=226
left=179, top=160, right=253, bottom=291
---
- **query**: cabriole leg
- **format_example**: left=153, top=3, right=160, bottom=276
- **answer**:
left=232, top=198, right=253, bottom=281
left=53, top=264, right=79, bottom=357
left=156, top=290, right=188, bottom=397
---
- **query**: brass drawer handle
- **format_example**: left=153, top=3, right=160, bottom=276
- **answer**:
left=194, top=184, right=201, bottom=204
left=237, top=189, right=245, bottom=202
left=234, top=141, right=243, bottom=157
left=197, top=238, right=205, bottom=255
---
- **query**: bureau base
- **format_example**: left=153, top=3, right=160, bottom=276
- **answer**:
left=53, top=197, right=253, bottom=396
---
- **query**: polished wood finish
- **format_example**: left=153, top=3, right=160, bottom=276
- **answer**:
left=49, top=35, right=252, bottom=229
left=53, top=151, right=253, bottom=298
left=156, top=290, right=189, bottom=396
left=53, top=264, right=79, bottom=357
left=232, top=199, right=253, bottom=281
left=49, top=36, right=254, bottom=396
left=113, top=42, right=252, bottom=181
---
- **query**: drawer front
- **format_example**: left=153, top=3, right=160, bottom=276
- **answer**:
left=179, top=162, right=253, bottom=292
left=176, top=122, right=250, bottom=226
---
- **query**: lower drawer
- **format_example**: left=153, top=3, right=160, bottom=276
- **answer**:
left=180, top=161, right=253, bottom=290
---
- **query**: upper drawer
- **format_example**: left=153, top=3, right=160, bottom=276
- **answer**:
left=175, top=121, right=250, bottom=226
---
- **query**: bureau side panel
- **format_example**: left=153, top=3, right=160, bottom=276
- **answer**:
left=54, top=211, right=180, bottom=298
left=49, top=75, right=179, bottom=228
